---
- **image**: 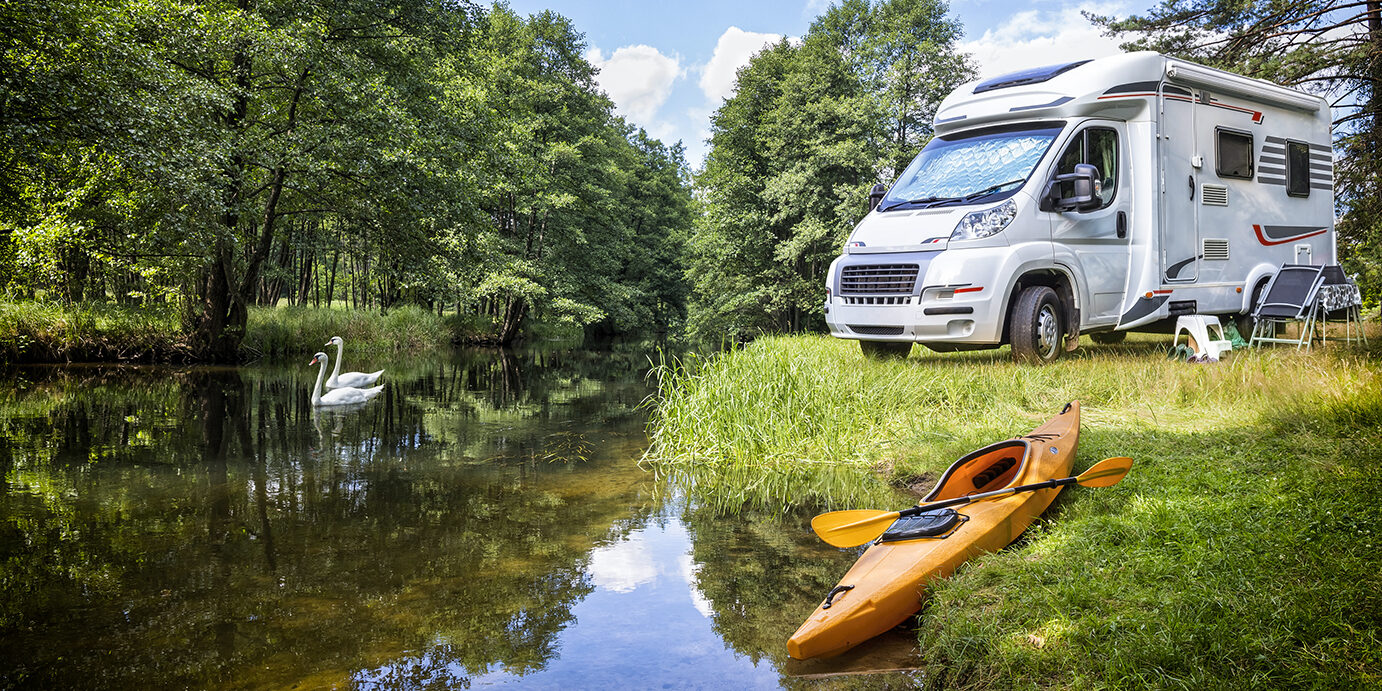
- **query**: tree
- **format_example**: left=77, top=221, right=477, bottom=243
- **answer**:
left=689, top=0, right=973, bottom=343
left=1088, top=1, right=1382, bottom=299
left=2, top=1, right=696, bottom=355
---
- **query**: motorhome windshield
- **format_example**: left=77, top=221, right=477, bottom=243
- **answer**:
left=881, top=122, right=1065, bottom=211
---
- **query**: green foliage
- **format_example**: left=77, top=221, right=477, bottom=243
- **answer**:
left=688, top=0, right=973, bottom=344
left=0, top=1, right=695, bottom=355
left=1087, top=1, right=1382, bottom=304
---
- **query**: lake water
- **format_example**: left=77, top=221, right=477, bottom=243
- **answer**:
left=0, top=348, right=922, bottom=689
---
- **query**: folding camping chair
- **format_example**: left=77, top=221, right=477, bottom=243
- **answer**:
left=1313, top=265, right=1367, bottom=346
left=1249, top=264, right=1326, bottom=350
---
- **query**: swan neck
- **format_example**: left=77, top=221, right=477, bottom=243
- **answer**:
left=330, top=342, right=344, bottom=381
left=313, top=358, right=326, bottom=404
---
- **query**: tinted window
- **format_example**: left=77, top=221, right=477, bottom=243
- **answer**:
left=1217, top=129, right=1254, bottom=179
left=1286, top=141, right=1310, bottom=197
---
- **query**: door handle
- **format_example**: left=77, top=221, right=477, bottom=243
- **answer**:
left=1117, top=211, right=1127, bottom=239
left=1188, top=175, right=1195, bottom=200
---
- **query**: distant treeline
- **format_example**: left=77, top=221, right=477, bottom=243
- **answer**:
left=4, top=0, right=1377, bottom=361
left=1, top=0, right=693, bottom=358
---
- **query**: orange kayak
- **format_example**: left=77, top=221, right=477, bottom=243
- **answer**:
left=787, top=401, right=1080, bottom=660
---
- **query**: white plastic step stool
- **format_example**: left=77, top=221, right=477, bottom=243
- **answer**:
left=1173, top=315, right=1233, bottom=361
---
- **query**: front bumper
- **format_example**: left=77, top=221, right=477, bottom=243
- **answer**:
left=825, top=249, right=1007, bottom=344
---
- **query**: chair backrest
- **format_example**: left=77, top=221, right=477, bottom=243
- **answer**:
left=1320, top=264, right=1350, bottom=286
left=1254, top=264, right=1325, bottom=319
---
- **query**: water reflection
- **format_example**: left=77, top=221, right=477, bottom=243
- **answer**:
left=0, top=348, right=922, bottom=689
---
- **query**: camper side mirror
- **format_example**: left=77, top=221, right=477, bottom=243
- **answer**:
left=868, top=183, right=887, bottom=212
left=1040, top=163, right=1102, bottom=213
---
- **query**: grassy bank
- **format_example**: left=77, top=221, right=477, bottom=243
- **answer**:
left=0, top=301, right=189, bottom=362
left=644, top=333, right=1382, bottom=688
left=242, top=304, right=451, bottom=356
left=0, top=301, right=455, bottom=362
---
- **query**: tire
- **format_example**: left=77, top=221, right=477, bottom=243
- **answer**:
left=1090, top=330, right=1126, bottom=345
left=859, top=340, right=912, bottom=359
left=1010, top=286, right=1064, bottom=363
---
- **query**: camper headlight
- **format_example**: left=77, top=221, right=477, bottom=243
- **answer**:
left=951, top=199, right=1018, bottom=241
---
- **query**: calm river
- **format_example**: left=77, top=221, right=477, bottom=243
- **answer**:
left=0, top=348, right=920, bottom=689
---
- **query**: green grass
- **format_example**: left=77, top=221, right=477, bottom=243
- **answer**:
left=243, top=304, right=452, bottom=356
left=0, top=301, right=456, bottom=362
left=644, top=332, right=1382, bottom=688
left=0, top=301, right=188, bottom=362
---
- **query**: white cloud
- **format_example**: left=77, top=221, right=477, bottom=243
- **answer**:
left=677, top=553, right=714, bottom=618
left=958, top=4, right=1128, bottom=80
left=587, top=533, right=658, bottom=593
left=699, top=26, right=785, bottom=105
left=587, top=44, right=682, bottom=126
left=802, top=0, right=832, bottom=20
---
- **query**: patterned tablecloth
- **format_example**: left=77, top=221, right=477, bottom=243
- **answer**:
left=1318, top=283, right=1362, bottom=312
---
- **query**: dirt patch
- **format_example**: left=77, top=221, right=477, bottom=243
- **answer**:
left=892, top=471, right=938, bottom=497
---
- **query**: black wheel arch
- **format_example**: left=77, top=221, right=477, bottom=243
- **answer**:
left=1001, top=269, right=1079, bottom=346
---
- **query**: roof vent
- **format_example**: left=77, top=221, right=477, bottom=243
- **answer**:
left=973, top=60, right=1092, bottom=94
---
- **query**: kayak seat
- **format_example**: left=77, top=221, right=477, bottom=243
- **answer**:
left=970, top=456, right=1018, bottom=491
left=925, top=440, right=1030, bottom=502
left=879, top=508, right=965, bottom=542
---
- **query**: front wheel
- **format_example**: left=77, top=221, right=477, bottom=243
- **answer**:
left=1010, top=286, right=1064, bottom=363
left=859, top=340, right=912, bottom=359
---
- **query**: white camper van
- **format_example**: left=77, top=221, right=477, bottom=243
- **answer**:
left=824, top=51, right=1335, bottom=361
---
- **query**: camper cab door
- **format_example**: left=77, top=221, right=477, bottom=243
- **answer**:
left=1049, top=122, right=1131, bottom=325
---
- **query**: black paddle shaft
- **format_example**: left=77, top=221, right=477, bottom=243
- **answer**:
left=897, top=476, right=1078, bottom=518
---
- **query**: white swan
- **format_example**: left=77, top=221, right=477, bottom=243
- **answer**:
left=323, top=336, right=385, bottom=389
left=309, top=352, right=384, bottom=406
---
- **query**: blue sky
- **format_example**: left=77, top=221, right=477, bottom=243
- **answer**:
left=503, top=0, right=1146, bottom=167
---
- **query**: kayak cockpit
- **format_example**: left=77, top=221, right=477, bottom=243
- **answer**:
left=922, top=439, right=1028, bottom=502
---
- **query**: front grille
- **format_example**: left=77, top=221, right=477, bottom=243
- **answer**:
left=840, top=264, right=920, bottom=295
left=848, top=325, right=905, bottom=336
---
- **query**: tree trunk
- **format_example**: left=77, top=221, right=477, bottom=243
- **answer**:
left=498, top=297, right=526, bottom=344
left=326, top=249, right=339, bottom=308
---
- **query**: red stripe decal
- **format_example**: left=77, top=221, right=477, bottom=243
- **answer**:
left=1253, top=224, right=1328, bottom=246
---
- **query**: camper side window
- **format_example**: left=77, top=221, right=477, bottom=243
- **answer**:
left=1055, top=127, right=1118, bottom=208
left=1216, top=129, right=1254, bottom=179
left=1286, top=141, right=1311, bottom=197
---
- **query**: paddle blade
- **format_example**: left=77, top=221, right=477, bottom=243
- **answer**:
left=1075, top=456, right=1133, bottom=488
left=811, top=509, right=900, bottom=548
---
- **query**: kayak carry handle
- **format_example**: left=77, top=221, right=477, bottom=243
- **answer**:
left=822, top=585, right=854, bottom=609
